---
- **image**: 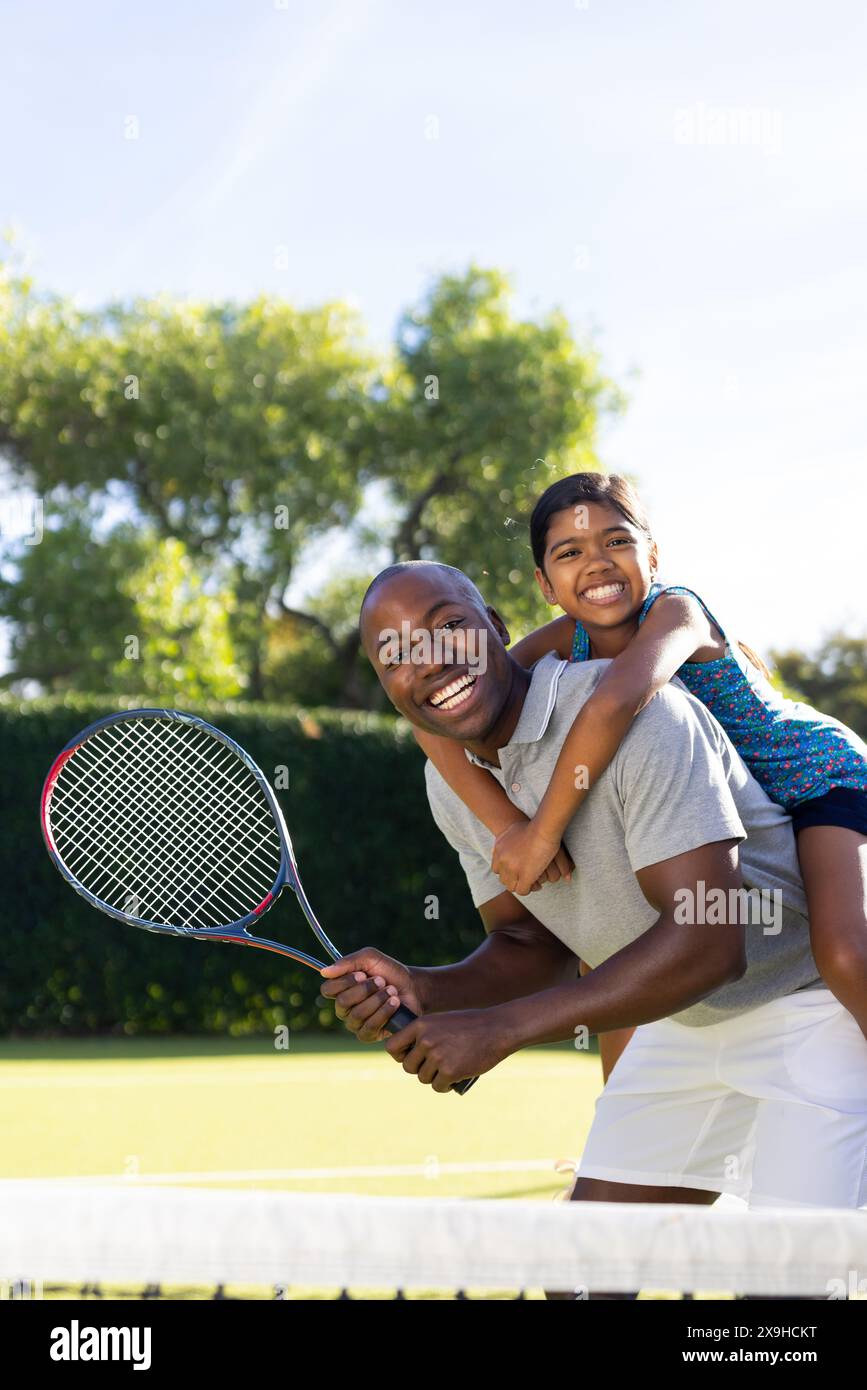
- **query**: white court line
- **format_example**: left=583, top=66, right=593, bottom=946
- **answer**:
left=0, top=1063, right=582, bottom=1090
left=0, top=1068, right=390, bottom=1089
left=23, top=1159, right=563, bottom=1186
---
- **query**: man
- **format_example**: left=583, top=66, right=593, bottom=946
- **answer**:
left=322, top=561, right=867, bottom=1241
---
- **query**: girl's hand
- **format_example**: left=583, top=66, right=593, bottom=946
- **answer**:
left=491, top=819, right=574, bottom=896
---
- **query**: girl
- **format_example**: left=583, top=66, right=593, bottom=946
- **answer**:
left=412, top=472, right=867, bottom=1040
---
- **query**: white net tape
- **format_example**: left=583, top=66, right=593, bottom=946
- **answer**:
left=2, top=1184, right=866, bottom=1295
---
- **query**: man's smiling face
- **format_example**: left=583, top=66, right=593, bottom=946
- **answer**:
left=360, top=565, right=517, bottom=745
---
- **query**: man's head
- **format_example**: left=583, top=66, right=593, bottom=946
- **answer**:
left=359, top=561, right=520, bottom=744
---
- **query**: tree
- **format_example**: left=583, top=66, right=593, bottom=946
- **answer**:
left=0, top=253, right=624, bottom=707
left=772, top=635, right=867, bottom=739
left=0, top=250, right=377, bottom=696
left=0, top=503, right=244, bottom=700
left=113, top=537, right=244, bottom=700
left=259, top=571, right=396, bottom=707
left=333, top=264, right=624, bottom=699
left=0, top=500, right=143, bottom=692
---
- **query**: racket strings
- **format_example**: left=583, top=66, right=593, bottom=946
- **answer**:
left=53, top=749, right=270, bottom=924
left=49, top=750, right=168, bottom=909
left=52, top=726, right=214, bottom=902
left=144, top=724, right=283, bottom=923
left=59, top=724, right=280, bottom=923
left=52, top=726, right=279, bottom=927
left=54, top=722, right=267, bottom=856
left=154, top=723, right=283, bottom=921
left=71, top=723, right=278, bottom=920
left=50, top=726, right=242, bottom=909
left=47, top=717, right=283, bottom=929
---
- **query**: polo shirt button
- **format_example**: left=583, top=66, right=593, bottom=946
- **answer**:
left=510, top=782, right=521, bottom=792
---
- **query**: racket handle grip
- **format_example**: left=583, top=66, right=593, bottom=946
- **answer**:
left=387, top=1003, right=479, bottom=1097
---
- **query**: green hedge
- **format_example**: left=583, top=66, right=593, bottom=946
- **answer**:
left=1, top=694, right=485, bottom=1036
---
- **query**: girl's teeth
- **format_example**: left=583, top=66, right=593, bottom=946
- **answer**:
left=584, top=583, right=624, bottom=599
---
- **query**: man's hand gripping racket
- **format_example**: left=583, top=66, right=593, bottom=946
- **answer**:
left=39, top=709, right=478, bottom=1095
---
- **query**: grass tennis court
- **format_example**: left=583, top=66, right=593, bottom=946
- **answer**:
left=0, top=1036, right=597, bottom=1201
left=1, top=1036, right=606, bottom=1298
left=8, top=1037, right=863, bottom=1303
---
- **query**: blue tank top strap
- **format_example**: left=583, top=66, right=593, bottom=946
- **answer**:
left=638, top=581, right=728, bottom=643
left=570, top=621, right=591, bottom=662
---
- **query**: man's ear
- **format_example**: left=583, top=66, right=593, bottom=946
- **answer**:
left=534, top=566, right=557, bottom=605
left=486, top=605, right=511, bottom=648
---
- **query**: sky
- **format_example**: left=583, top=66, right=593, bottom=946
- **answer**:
left=2, top=0, right=866, bottom=655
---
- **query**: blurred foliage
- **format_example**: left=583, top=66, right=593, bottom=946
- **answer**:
left=3, top=694, right=484, bottom=1036
left=0, top=251, right=620, bottom=706
left=0, top=498, right=144, bottom=691
left=0, top=243, right=376, bottom=700
left=113, top=537, right=244, bottom=700
left=771, top=635, right=867, bottom=739
left=261, top=573, right=382, bottom=709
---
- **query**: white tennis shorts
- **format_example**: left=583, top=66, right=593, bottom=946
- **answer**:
left=576, top=987, right=867, bottom=1210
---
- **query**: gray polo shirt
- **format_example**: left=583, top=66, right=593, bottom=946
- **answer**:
left=424, top=654, right=821, bottom=1027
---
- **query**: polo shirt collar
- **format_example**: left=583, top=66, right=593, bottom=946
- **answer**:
left=464, top=655, right=569, bottom=769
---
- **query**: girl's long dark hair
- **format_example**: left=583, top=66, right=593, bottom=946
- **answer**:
left=530, top=472, right=651, bottom=572
left=529, top=471, right=771, bottom=679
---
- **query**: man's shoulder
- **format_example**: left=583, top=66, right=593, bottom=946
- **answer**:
left=550, top=657, right=719, bottom=750
left=423, top=754, right=443, bottom=799
left=423, top=755, right=468, bottom=830
left=624, top=677, right=725, bottom=745
left=603, top=679, right=733, bottom=792
left=549, top=656, right=706, bottom=721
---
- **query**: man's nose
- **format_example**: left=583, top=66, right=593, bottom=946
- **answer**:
left=418, top=650, right=450, bottom=682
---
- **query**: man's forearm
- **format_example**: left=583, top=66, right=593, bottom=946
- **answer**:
left=414, top=926, right=578, bottom=1013
left=494, top=913, right=745, bottom=1049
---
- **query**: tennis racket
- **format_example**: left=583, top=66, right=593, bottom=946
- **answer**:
left=39, top=708, right=478, bottom=1096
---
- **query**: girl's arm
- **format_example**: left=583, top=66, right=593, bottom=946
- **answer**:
left=492, top=594, right=712, bottom=892
left=509, top=614, right=576, bottom=668
left=411, top=724, right=525, bottom=837
left=411, top=724, right=575, bottom=889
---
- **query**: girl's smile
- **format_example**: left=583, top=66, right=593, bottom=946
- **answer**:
left=579, top=579, right=629, bottom=607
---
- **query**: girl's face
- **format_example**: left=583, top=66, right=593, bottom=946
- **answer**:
left=535, top=500, right=658, bottom=633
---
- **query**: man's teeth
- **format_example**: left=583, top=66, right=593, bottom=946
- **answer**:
left=582, top=582, right=625, bottom=600
left=429, top=673, right=477, bottom=709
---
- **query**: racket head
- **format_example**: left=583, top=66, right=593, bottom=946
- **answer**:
left=40, top=708, right=297, bottom=941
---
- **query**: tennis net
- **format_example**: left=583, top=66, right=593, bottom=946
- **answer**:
left=2, top=1183, right=866, bottom=1300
